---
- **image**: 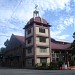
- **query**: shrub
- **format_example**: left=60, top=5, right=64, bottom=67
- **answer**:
left=70, top=61, right=75, bottom=66
left=58, top=61, right=64, bottom=67
left=48, top=62, right=59, bottom=70
left=35, top=63, right=49, bottom=70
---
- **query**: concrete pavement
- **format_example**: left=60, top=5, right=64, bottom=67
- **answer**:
left=0, top=68, right=75, bottom=75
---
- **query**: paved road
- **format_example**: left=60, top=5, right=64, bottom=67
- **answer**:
left=0, top=69, right=75, bottom=75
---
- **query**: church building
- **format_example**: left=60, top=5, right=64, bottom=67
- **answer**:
left=3, top=7, right=73, bottom=68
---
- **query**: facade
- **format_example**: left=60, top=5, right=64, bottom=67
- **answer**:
left=23, top=9, right=51, bottom=68
left=4, top=34, right=25, bottom=67
left=51, top=39, right=72, bottom=67
left=3, top=9, right=74, bottom=68
left=4, top=34, right=72, bottom=68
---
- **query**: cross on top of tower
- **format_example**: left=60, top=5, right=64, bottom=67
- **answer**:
left=33, top=5, right=39, bottom=17
left=35, top=5, right=38, bottom=10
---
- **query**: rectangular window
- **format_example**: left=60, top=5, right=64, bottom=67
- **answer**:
left=40, top=47, right=47, bottom=53
left=52, top=54, right=55, bottom=57
left=27, top=59, right=32, bottom=64
left=27, top=38, right=31, bottom=44
left=52, top=58, right=55, bottom=62
left=27, top=47, right=32, bottom=53
left=40, top=58, right=47, bottom=63
left=56, top=58, right=59, bottom=61
left=39, top=28, right=45, bottom=33
left=39, top=37, right=46, bottom=42
left=28, top=29, right=31, bottom=34
left=74, top=57, right=75, bottom=60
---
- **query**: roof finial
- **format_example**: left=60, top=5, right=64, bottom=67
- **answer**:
left=33, top=5, right=39, bottom=17
left=35, top=5, right=38, bottom=10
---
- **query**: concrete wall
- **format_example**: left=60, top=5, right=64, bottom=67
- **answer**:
left=26, top=58, right=33, bottom=67
left=36, top=58, right=50, bottom=63
left=26, top=27, right=33, bottom=38
left=36, top=58, right=40, bottom=63
left=26, top=48, right=34, bottom=56
left=36, top=47, right=50, bottom=55
left=26, top=37, right=33, bottom=47
left=35, top=27, right=48, bottom=36
left=36, top=37, right=49, bottom=45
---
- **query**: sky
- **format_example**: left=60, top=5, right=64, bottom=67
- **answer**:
left=0, top=0, right=75, bottom=48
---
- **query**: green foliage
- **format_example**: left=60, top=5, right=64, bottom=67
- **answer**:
left=48, top=62, right=59, bottom=70
left=35, top=62, right=64, bottom=70
left=58, top=61, right=64, bottom=67
left=0, top=47, right=6, bottom=53
left=72, top=41, right=75, bottom=54
left=35, top=63, right=49, bottom=70
left=70, top=61, right=75, bottom=66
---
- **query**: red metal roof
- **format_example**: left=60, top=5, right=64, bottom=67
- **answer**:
left=15, top=35, right=25, bottom=44
left=51, top=42, right=71, bottom=50
left=27, top=17, right=48, bottom=25
left=14, top=35, right=71, bottom=50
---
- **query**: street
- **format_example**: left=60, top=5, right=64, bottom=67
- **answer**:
left=0, top=69, right=75, bottom=75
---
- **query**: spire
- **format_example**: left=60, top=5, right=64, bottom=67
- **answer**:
left=33, top=5, right=39, bottom=17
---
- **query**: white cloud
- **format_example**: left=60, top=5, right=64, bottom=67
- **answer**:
left=56, top=16, right=74, bottom=32
left=64, top=17, right=74, bottom=26
left=56, top=34, right=70, bottom=41
left=59, top=16, right=73, bottom=29
left=33, top=0, right=71, bottom=10
left=51, top=30, right=61, bottom=36
left=51, top=30, right=70, bottom=41
left=0, top=36, right=9, bottom=47
left=51, top=16, right=74, bottom=41
left=15, top=0, right=71, bottom=21
left=0, top=0, right=71, bottom=21
left=0, top=0, right=73, bottom=47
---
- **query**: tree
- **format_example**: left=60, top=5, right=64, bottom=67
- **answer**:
left=4, top=39, right=9, bottom=47
left=0, top=47, right=6, bottom=53
left=72, top=32, right=75, bottom=55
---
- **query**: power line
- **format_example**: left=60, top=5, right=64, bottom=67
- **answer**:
left=0, top=0, right=24, bottom=31
left=0, top=25, right=22, bottom=30
left=0, top=35, right=10, bottom=37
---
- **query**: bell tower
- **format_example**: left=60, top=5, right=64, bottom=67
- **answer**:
left=24, top=6, right=51, bottom=68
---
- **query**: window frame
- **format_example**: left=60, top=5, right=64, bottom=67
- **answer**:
left=40, top=58, right=47, bottom=63
left=39, top=28, right=45, bottom=33
left=27, top=28, right=31, bottom=34
left=27, top=47, right=32, bottom=53
left=27, top=38, right=31, bottom=44
left=40, top=47, right=47, bottom=53
left=39, top=37, right=46, bottom=43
